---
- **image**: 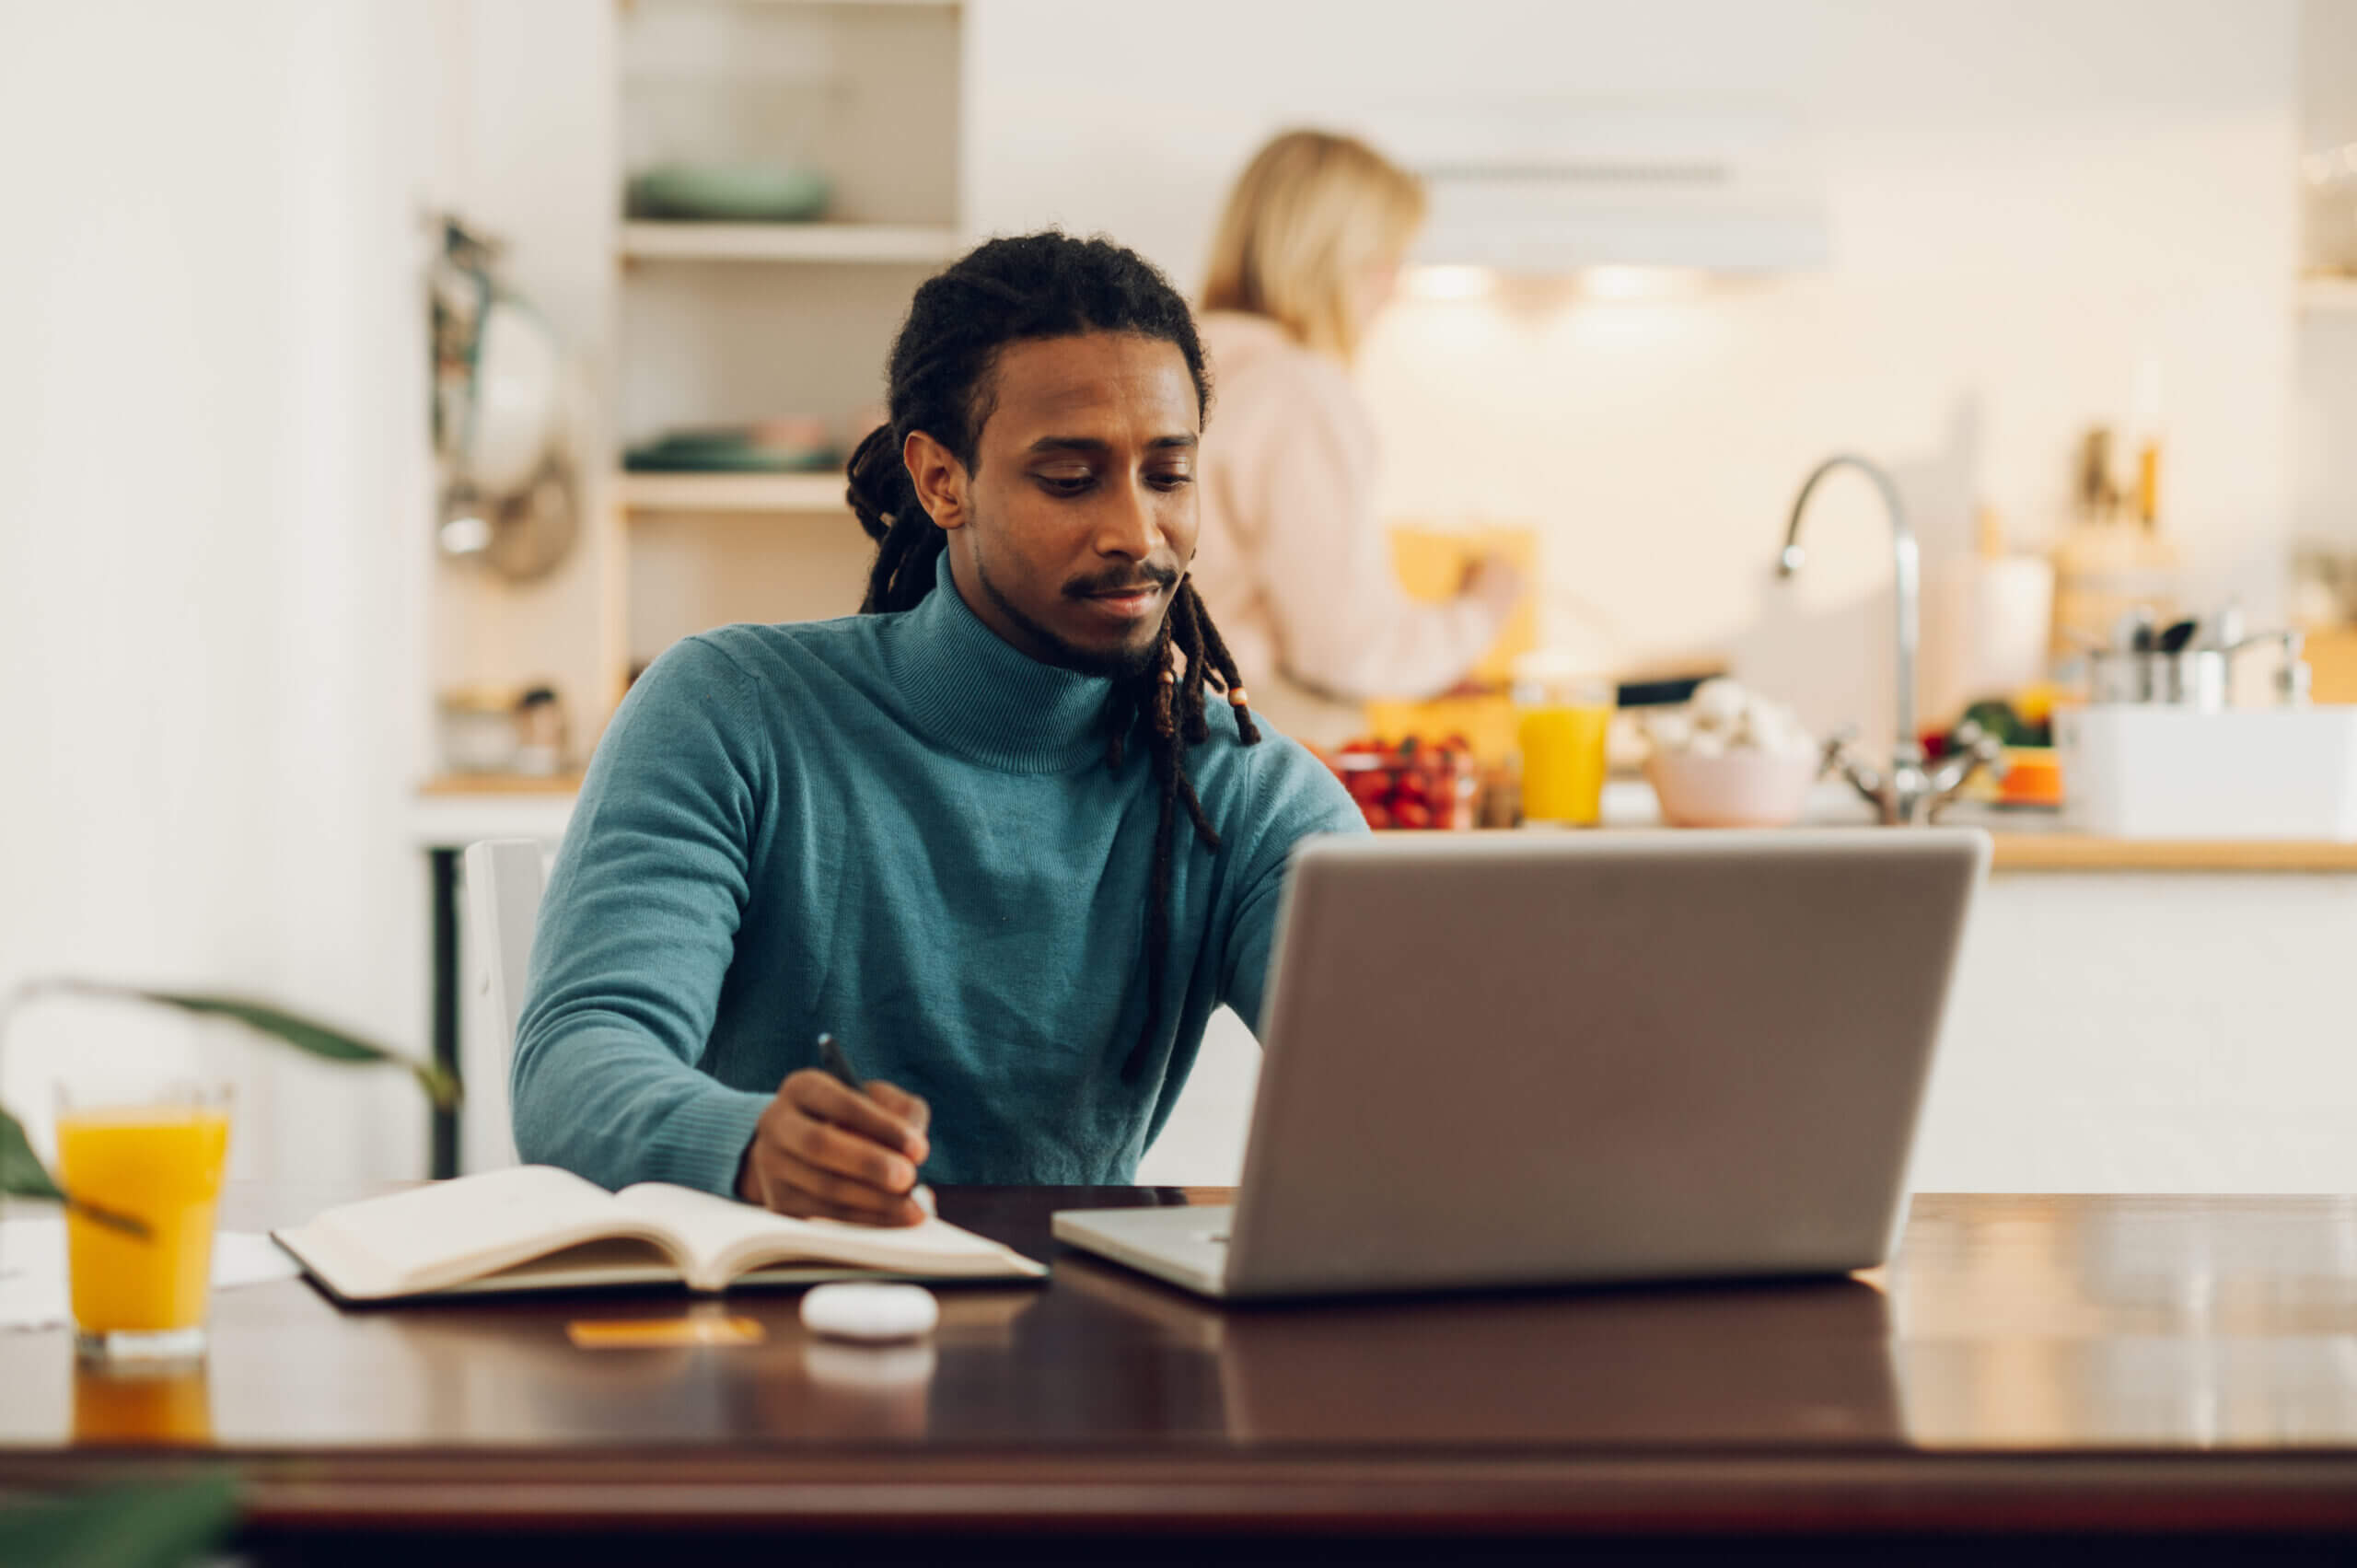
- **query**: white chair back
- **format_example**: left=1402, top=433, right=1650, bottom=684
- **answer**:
left=463, top=836, right=547, bottom=1085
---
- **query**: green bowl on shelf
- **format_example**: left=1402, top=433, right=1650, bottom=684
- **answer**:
left=626, top=164, right=831, bottom=224
left=625, top=428, right=840, bottom=473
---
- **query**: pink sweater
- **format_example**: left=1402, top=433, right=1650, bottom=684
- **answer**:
left=1191, top=311, right=1505, bottom=746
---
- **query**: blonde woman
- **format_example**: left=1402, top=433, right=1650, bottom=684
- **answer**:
left=1192, top=129, right=1522, bottom=747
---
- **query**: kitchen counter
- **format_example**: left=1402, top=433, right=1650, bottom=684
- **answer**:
left=1596, top=782, right=2357, bottom=872
left=408, top=775, right=2357, bottom=872
left=1978, top=831, right=2357, bottom=872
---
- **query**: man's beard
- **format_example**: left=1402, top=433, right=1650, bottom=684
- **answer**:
left=972, top=540, right=1167, bottom=680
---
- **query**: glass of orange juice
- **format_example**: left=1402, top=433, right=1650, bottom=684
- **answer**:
left=55, top=1082, right=231, bottom=1363
left=1515, top=674, right=1616, bottom=826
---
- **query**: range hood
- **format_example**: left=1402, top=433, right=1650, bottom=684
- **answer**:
left=1359, top=101, right=1829, bottom=275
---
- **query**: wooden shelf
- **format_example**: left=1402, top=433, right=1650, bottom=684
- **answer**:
left=2298, top=273, right=2357, bottom=315
left=619, top=470, right=850, bottom=514
left=621, top=222, right=965, bottom=265
left=419, top=772, right=584, bottom=797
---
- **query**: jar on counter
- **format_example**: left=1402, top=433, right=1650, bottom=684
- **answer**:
left=437, top=686, right=522, bottom=775
left=514, top=685, right=570, bottom=776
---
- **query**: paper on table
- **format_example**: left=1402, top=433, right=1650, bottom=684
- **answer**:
left=215, top=1231, right=305, bottom=1289
left=0, top=1217, right=303, bottom=1332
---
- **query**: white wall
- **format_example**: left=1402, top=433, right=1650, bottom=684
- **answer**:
left=2296, top=0, right=2357, bottom=552
left=969, top=0, right=2300, bottom=749
left=0, top=1, right=439, bottom=1182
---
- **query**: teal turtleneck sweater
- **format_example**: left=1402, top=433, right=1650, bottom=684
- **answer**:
left=510, top=553, right=1365, bottom=1193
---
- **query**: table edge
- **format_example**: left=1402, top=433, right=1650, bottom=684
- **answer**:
left=12, top=1448, right=2357, bottom=1538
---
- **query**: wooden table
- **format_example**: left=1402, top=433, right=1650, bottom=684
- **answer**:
left=8, top=1188, right=2357, bottom=1564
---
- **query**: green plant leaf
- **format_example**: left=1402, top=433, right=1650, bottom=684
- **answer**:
left=0, top=1105, right=66, bottom=1204
left=0, top=1472, right=238, bottom=1568
left=4, top=980, right=451, bottom=1233
left=29, top=980, right=461, bottom=1112
left=1, top=1104, right=149, bottom=1237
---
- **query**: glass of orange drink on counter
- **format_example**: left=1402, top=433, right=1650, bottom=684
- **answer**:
left=55, top=1082, right=231, bottom=1362
left=1515, top=672, right=1615, bottom=826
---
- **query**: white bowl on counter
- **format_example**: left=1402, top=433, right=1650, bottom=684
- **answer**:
left=1644, top=747, right=1821, bottom=829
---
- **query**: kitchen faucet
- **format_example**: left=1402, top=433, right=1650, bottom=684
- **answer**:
left=1777, top=454, right=2002, bottom=825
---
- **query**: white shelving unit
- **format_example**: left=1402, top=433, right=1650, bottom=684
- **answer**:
left=621, top=221, right=965, bottom=265
left=619, top=470, right=850, bottom=513
left=602, top=0, right=963, bottom=699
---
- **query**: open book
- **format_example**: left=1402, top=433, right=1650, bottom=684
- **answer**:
left=273, top=1165, right=1046, bottom=1302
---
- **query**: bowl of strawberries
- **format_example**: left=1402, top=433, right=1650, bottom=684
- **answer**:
left=1324, top=735, right=1480, bottom=830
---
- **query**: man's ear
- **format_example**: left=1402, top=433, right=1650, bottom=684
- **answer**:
left=902, top=429, right=970, bottom=532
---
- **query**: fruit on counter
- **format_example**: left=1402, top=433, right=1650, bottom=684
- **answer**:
left=1997, top=747, right=2063, bottom=807
left=1950, top=739, right=2063, bottom=807
left=2011, top=681, right=2061, bottom=728
left=1931, top=683, right=2063, bottom=759
left=1955, top=697, right=2049, bottom=749
left=1321, top=734, right=1479, bottom=830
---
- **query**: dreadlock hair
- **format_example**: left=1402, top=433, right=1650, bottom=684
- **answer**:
left=842, top=231, right=1261, bottom=1084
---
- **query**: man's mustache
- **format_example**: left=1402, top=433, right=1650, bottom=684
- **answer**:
left=1063, top=565, right=1178, bottom=598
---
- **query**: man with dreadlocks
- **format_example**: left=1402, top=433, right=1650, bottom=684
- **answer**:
left=512, top=233, right=1364, bottom=1225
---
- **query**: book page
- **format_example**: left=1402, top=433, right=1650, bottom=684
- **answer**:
left=612, top=1183, right=1045, bottom=1289
left=280, top=1166, right=682, bottom=1299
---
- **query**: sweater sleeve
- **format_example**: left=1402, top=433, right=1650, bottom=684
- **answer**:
left=509, top=637, right=774, bottom=1195
left=1220, top=738, right=1369, bottom=1034
left=1237, top=359, right=1508, bottom=702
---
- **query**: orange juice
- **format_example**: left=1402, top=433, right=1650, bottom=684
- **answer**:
left=74, top=1361, right=214, bottom=1445
left=1517, top=704, right=1613, bottom=824
left=58, top=1104, right=230, bottom=1342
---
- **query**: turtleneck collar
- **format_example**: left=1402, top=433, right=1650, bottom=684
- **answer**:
left=884, top=550, right=1123, bottom=775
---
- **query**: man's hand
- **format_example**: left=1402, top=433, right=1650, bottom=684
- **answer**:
left=736, top=1069, right=932, bottom=1226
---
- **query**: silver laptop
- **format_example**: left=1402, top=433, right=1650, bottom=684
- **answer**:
left=1054, top=828, right=1988, bottom=1300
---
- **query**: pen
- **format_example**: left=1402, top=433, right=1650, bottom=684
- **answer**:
left=815, top=1031, right=863, bottom=1091
left=815, top=1032, right=935, bottom=1217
